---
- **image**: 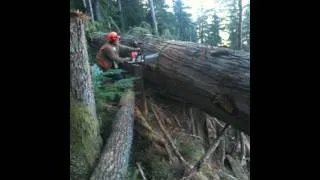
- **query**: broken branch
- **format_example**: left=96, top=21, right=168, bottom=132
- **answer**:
left=151, top=104, right=192, bottom=169
left=136, top=162, right=147, bottom=180
left=181, top=123, right=230, bottom=180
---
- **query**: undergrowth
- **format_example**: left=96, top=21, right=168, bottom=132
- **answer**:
left=175, top=135, right=205, bottom=164
left=91, top=64, right=137, bottom=141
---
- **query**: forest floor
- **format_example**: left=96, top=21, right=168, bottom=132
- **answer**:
left=94, top=71, right=250, bottom=180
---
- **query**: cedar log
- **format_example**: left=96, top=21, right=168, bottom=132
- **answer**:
left=90, top=90, right=135, bottom=180
left=88, top=32, right=250, bottom=135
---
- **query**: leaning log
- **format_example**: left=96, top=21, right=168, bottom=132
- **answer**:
left=88, top=32, right=250, bottom=135
left=90, top=90, right=135, bottom=180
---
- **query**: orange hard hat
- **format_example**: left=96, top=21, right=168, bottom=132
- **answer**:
left=106, top=32, right=120, bottom=41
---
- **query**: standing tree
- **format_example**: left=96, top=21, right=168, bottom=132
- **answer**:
left=207, top=12, right=222, bottom=46
left=70, top=11, right=102, bottom=180
left=242, top=4, right=250, bottom=51
left=92, top=0, right=102, bottom=21
left=238, top=0, right=242, bottom=49
left=196, top=12, right=209, bottom=44
left=148, top=0, right=159, bottom=35
left=173, top=0, right=194, bottom=41
left=117, top=0, right=125, bottom=32
left=227, top=0, right=240, bottom=49
left=122, top=0, right=146, bottom=31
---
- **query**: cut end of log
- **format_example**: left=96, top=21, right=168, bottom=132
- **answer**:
left=70, top=10, right=90, bottom=20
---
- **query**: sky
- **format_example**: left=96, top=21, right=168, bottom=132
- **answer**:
left=164, top=0, right=249, bottom=21
left=164, top=0, right=250, bottom=44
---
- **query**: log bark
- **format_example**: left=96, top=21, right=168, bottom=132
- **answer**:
left=88, top=32, right=250, bottom=135
left=90, top=90, right=135, bottom=180
left=70, top=13, right=102, bottom=180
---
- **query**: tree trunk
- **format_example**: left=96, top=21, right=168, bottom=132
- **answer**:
left=238, top=0, right=242, bottom=49
left=92, top=0, right=102, bottom=21
left=90, top=90, right=135, bottom=180
left=82, top=0, right=87, bottom=9
left=149, top=0, right=159, bottom=36
left=117, top=0, right=125, bottom=32
left=88, top=0, right=95, bottom=20
left=70, top=12, right=102, bottom=180
left=88, top=33, right=250, bottom=135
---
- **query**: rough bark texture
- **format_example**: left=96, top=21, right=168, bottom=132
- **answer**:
left=88, top=32, right=250, bottom=135
left=90, top=90, right=135, bottom=180
left=70, top=15, right=97, bottom=120
left=70, top=14, right=102, bottom=180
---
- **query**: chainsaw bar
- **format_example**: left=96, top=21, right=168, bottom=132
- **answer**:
left=128, top=53, right=159, bottom=64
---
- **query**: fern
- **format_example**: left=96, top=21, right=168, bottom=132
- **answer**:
left=85, top=20, right=103, bottom=35
left=91, top=64, right=137, bottom=103
left=103, top=69, right=126, bottom=76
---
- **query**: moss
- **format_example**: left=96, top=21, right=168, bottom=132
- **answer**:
left=70, top=100, right=102, bottom=180
left=175, top=135, right=205, bottom=164
left=195, top=172, right=209, bottom=180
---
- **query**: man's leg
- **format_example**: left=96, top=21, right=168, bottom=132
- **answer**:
left=112, top=72, right=123, bottom=81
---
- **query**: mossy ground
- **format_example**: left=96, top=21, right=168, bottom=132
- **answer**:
left=70, top=100, right=102, bottom=180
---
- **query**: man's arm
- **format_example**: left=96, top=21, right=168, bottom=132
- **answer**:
left=118, top=44, right=140, bottom=56
left=103, top=46, right=130, bottom=63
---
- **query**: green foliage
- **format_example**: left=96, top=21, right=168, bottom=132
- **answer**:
left=122, top=0, right=147, bottom=31
left=149, top=158, right=178, bottom=179
left=70, top=0, right=85, bottom=12
left=99, top=0, right=118, bottom=24
left=91, top=64, right=137, bottom=143
left=173, top=0, right=195, bottom=41
left=206, top=13, right=222, bottom=46
left=127, top=26, right=152, bottom=37
left=85, top=19, right=103, bottom=35
left=196, top=13, right=209, bottom=43
left=152, top=4, right=180, bottom=39
left=175, top=135, right=205, bottom=164
left=91, top=65, right=136, bottom=103
left=139, top=21, right=153, bottom=32
left=225, top=0, right=241, bottom=49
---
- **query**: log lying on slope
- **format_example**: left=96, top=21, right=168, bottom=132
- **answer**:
left=88, top=32, right=250, bottom=135
left=90, top=90, right=135, bottom=180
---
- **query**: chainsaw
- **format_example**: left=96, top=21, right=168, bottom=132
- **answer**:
left=128, top=50, right=145, bottom=64
left=128, top=49, right=160, bottom=64
left=127, top=41, right=159, bottom=64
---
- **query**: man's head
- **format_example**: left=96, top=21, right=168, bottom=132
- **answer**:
left=106, top=32, right=120, bottom=44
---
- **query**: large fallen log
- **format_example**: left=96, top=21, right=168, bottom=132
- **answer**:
left=90, top=90, right=135, bottom=180
left=88, top=32, right=250, bottom=135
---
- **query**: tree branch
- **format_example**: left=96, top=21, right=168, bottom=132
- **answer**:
left=136, top=162, right=147, bottom=180
left=181, top=123, right=231, bottom=180
left=151, top=104, right=192, bottom=169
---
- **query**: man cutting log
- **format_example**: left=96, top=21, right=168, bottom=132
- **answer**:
left=96, top=31, right=141, bottom=80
